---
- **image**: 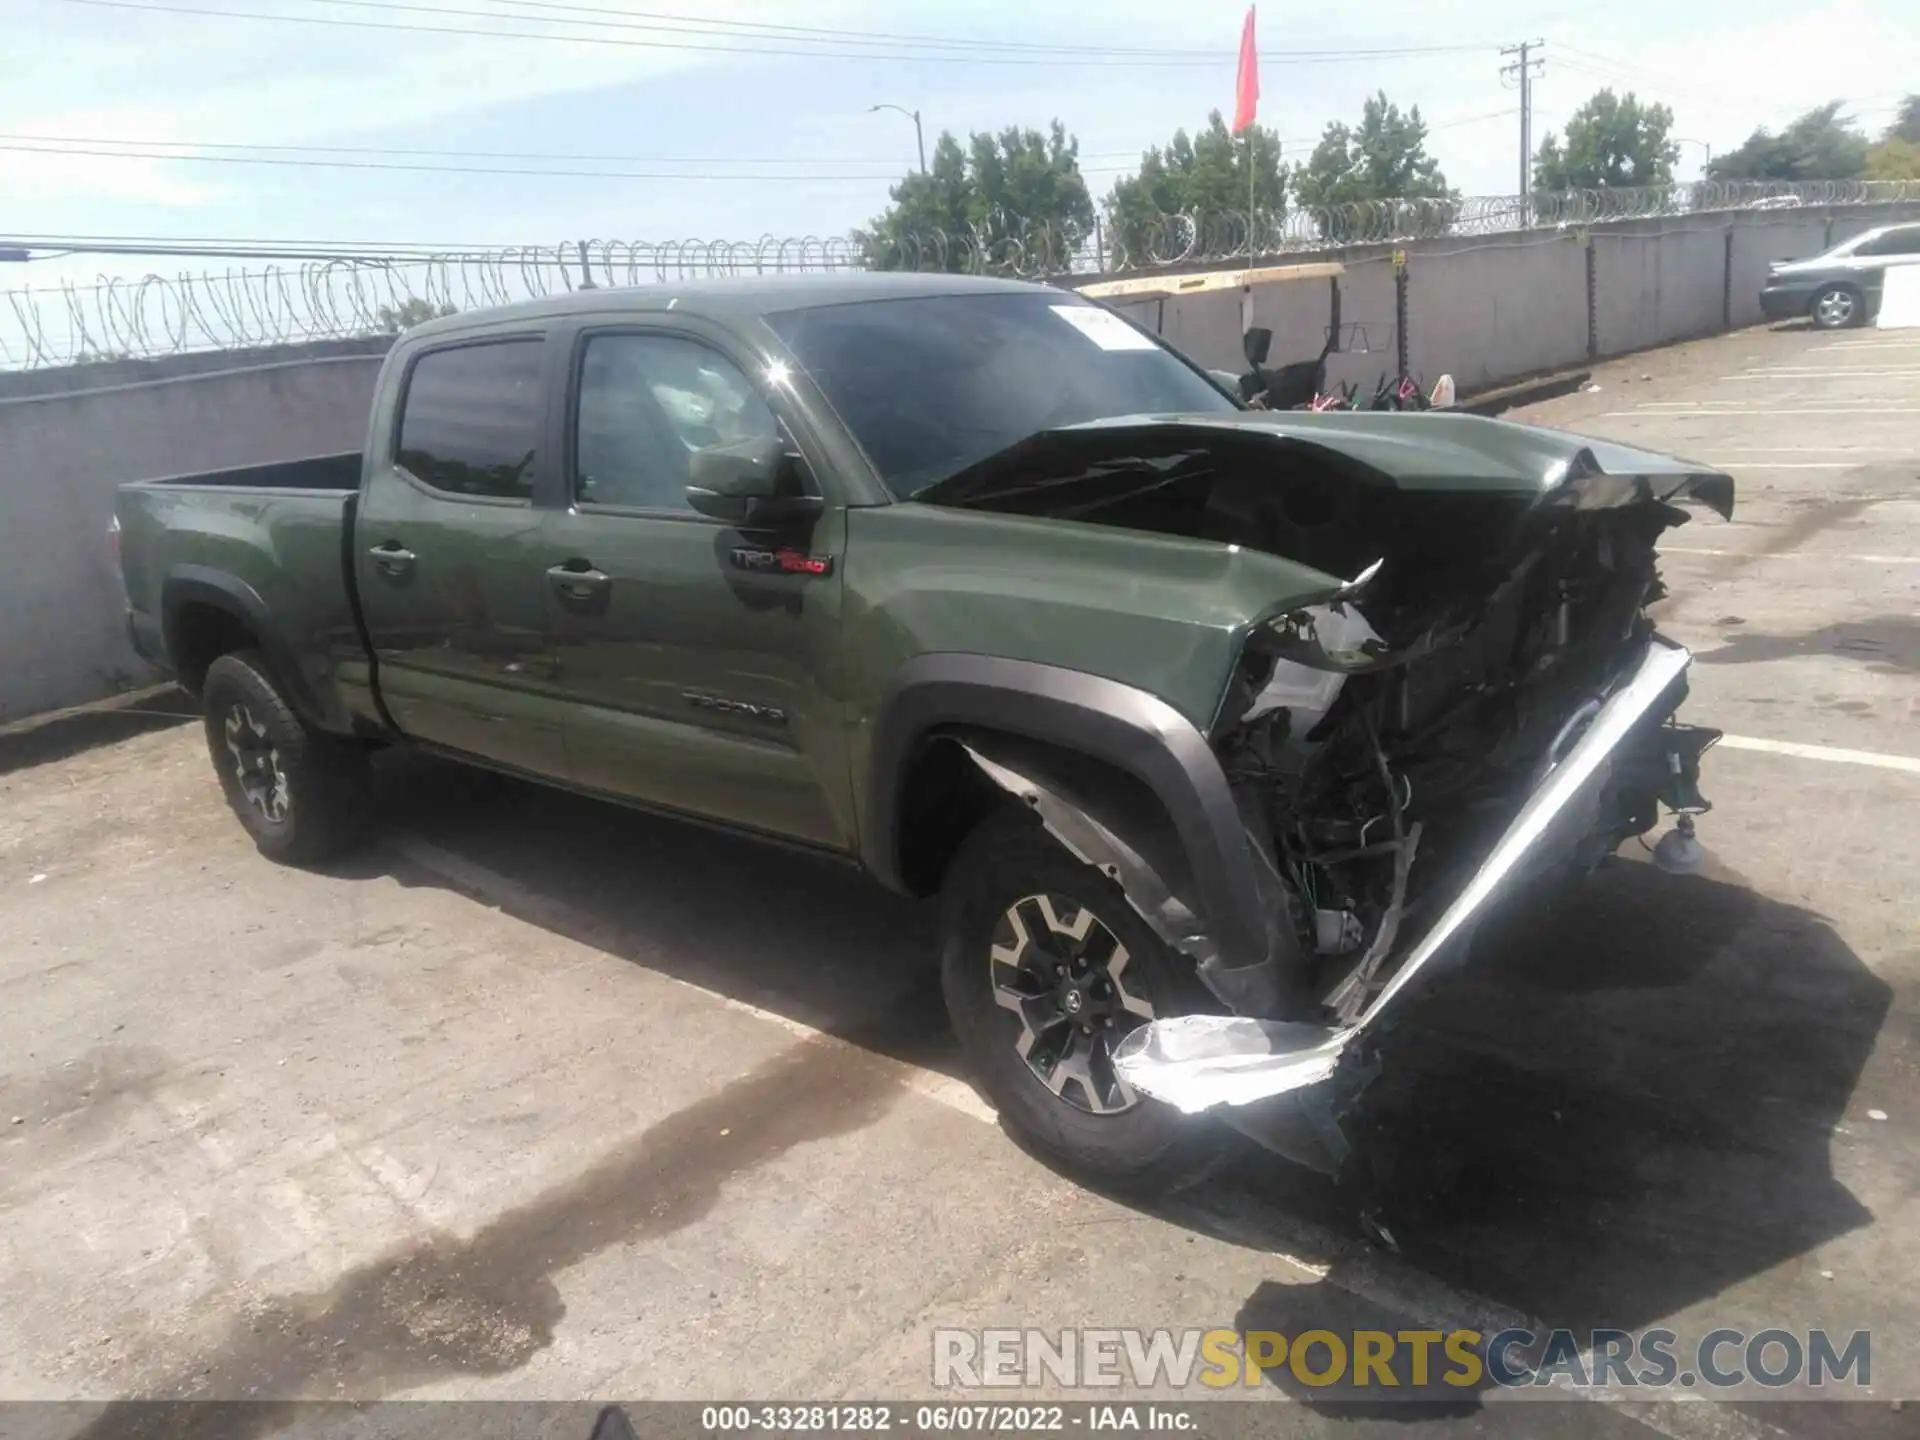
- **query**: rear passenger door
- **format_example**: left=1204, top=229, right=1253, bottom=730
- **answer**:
left=356, top=334, right=570, bottom=779
left=539, top=323, right=855, bottom=851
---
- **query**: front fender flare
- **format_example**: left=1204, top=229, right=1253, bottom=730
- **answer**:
left=864, top=654, right=1305, bottom=1014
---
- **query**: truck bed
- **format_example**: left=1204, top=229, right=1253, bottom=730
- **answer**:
left=137, top=452, right=361, bottom=492
left=116, top=462, right=368, bottom=735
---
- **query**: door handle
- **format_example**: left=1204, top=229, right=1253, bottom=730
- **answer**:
left=546, top=561, right=611, bottom=600
left=369, top=543, right=416, bottom=576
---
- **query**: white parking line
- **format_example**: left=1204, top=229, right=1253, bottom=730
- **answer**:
left=1711, top=462, right=1856, bottom=469
left=1605, top=408, right=1920, bottom=417
left=1632, top=402, right=1898, bottom=409
left=1718, top=735, right=1920, bottom=775
left=1661, top=546, right=1920, bottom=564
left=1735, top=366, right=1920, bottom=375
left=389, top=833, right=1001, bottom=1122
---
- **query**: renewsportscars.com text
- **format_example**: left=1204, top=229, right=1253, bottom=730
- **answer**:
left=932, top=1327, right=1872, bottom=1392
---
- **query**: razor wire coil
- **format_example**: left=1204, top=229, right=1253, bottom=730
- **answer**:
left=6, top=180, right=1917, bottom=369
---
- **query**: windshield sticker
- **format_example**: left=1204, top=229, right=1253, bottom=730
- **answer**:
left=1050, top=305, right=1158, bottom=352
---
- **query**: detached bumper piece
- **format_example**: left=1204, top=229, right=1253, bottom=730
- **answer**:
left=1113, top=640, right=1698, bottom=1113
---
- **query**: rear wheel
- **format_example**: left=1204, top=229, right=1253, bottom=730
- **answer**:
left=940, top=810, right=1226, bottom=1193
left=1810, top=284, right=1861, bottom=329
left=202, top=649, right=370, bottom=864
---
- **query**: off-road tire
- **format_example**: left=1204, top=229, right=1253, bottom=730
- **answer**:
left=940, top=808, right=1227, bottom=1194
left=202, top=649, right=371, bottom=864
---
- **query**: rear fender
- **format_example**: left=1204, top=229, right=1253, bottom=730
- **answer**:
left=162, top=567, right=335, bottom=729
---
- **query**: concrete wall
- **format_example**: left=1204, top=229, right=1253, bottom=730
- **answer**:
left=1322, top=256, right=1401, bottom=398
left=0, top=352, right=385, bottom=721
left=1406, top=237, right=1590, bottom=392
left=1139, top=201, right=1920, bottom=388
left=1594, top=220, right=1728, bottom=356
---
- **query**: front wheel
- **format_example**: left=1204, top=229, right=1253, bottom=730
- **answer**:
left=202, top=649, right=371, bottom=865
left=1810, top=284, right=1862, bottom=329
left=940, top=810, right=1226, bottom=1193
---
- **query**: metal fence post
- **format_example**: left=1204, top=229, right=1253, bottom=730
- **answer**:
left=1585, top=231, right=1598, bottom=360
left=1393, top=250, right=1409, bottom=378
left=1723, top=229, right=1734, bottom=330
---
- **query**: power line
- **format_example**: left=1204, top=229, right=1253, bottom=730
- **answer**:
left=251, top=0, right=1237, bottom=57
left=1551, top=47, right=1902, bottom=118
left=0, top=99, right=1531, bottom=185
left=0, top=105, right=1534, bottom=184
left=0, top=232, right=555, bottom=260
left=0, top=133, right=914, bottom=166
left=0, top=131, right=1194, bottom=165
left=0, top=139, right=902, bottom=180
left=46, top=0, right=1496, bottom=65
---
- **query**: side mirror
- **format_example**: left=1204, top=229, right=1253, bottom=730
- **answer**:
left=1242, top=326, right=1273, bottom=367
left=686, top=436, right=823, bottom=529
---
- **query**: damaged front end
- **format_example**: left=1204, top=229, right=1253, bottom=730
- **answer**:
left=933, top=413, right=1732, bottom=1118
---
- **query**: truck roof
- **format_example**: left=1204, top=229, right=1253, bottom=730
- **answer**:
left=405, top=270, right=1051, bottom=340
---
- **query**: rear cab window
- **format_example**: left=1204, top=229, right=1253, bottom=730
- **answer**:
left=396, top=339, right=545, bottom=499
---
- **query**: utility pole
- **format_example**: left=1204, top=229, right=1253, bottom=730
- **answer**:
left=870, top=103, right=927, bottom=175
left=1500, top=40, right=1545, bottom=225
left=1674, top=137, right=1712, bottom=178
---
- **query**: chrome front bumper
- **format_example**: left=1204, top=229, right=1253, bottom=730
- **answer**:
left=1113, top=639, right=1697, bottom=1113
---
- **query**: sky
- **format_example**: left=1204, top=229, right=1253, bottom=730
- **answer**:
left=3, top=0, right=1916, bottom=303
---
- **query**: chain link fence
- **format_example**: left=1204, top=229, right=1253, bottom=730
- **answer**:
left=6, top=179, right=1917, bottom=370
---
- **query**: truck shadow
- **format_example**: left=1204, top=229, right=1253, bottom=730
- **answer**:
left=1692, top=612, right=1918, bottom=675
left=1163, top=858, right=1895, bottom=1417
left=360, top=751, right=1893, bottom=1407
left=358, top=749, right=956, bottom=1075
left=0, top=685, right=197, bottom=776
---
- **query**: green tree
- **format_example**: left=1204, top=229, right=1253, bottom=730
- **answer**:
left=1706, top=101, right=1869, bottom=181
left=1868, top=137, right=1920, bottom=179
left=1866, top=97, right=1920, bottom=179
left=1533, top=88, right=1678, bottom=190
left=859, top=121, right=1093, bottom=272
left=1104, top=110, right=1288, bottom=263
left=1293, top=91, right=1451, bottom=208
left=1890, top=94, right=1920, bottom=145
left=375, top=297, right=455, bottom=333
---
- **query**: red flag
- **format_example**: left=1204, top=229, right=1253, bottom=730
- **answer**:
left=1232, top=6, right=1259, bottom=134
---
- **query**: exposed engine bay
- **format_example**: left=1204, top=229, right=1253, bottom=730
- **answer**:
left=922, top=414, right=1732, bottom=1110
left=1215, top=492, right=1720, bottom=1025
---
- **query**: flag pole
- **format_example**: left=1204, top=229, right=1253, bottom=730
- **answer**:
left=1247, top=129, right=1256, bottom=260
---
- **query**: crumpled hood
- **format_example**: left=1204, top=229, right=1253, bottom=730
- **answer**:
left=917, top=410, right=1734, bottom=519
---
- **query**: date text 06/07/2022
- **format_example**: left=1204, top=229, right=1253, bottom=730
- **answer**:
left=691, top=1403, right=1196, bottom=1432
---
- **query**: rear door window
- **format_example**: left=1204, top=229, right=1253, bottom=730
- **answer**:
left=1869, top=229, right=1920, bottom=257
left=397, top=339, right=545, bottom=499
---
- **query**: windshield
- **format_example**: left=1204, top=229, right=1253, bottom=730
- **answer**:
left=767, top=291, right=1238, bottom=497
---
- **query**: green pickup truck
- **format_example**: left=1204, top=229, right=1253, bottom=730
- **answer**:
left=116, top=273, right=1732, bottom=1188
